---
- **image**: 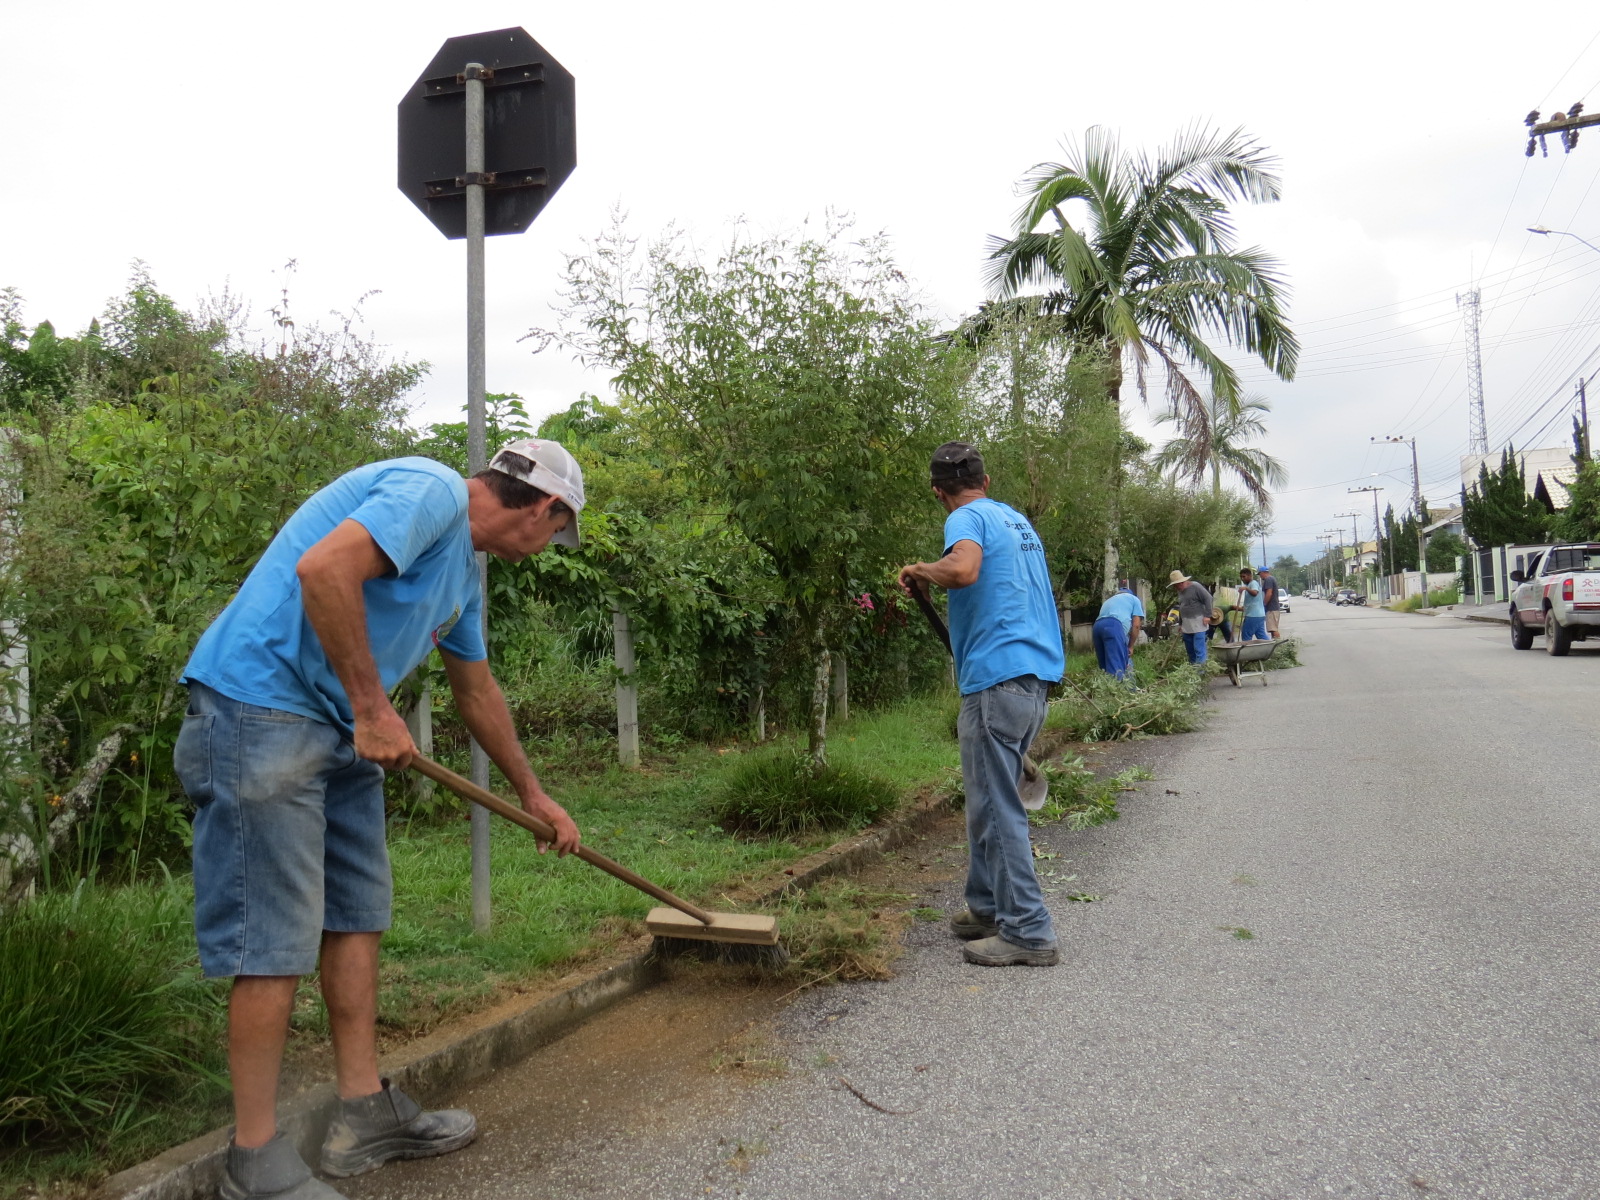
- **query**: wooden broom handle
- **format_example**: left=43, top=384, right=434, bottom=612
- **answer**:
left=409, top=754, right=715, bottom=926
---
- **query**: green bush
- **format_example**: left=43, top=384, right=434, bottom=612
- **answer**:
left=0, top=881, right=225, bottom=1147
left=712, top=751, right=898, bottom=839
left=1393, top=586, right=1461, bottom=612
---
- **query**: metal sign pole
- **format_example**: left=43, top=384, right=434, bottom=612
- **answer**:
left=464, top=61, right=492, bottom=933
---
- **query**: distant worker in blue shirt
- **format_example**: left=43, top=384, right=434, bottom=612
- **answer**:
left=1093, top=583, right=1144, bottom=680
left=899, top=442, right=1065, bottom=968
left=175, top=440, right=587, bottom=1200
left=1234, top=566, right=1268, bottom=641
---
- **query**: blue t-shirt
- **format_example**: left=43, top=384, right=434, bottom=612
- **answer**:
left=183, top=457, right=485, bottom=734
left=1238, top=578, right=1266, bottom=618
left=1096, top=589, right=1146, bottom=636
left=943, top=498, right=1065, bottom=695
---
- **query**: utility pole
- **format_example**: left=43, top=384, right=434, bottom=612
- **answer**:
left=1373, top=436, right=1430, bottom=606
left=1458, top=289, right=1488, bottom=455
left=1525, top=103, right=1600, bottom=156
left=1336, top=512, right=1362, bottom=590
left=1349, top=486, right=1386, bottom=602
left=1580, top=376, right=1591, bottom=460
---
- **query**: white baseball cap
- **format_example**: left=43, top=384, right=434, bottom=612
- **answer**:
left=487, top=437, right=586, bottom=547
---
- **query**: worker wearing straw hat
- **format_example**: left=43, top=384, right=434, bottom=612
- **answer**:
left=1169, top=569, right=1215, bottom=665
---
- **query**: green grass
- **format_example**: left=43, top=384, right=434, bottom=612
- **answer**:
left=0, top=878, right=229, bottom=1198
left=363, top=697, right=962, bottom=1032
left=712, top=753, right=898, bottom=839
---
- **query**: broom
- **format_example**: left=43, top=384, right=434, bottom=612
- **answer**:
left=409, top=755, right=785, bottom=962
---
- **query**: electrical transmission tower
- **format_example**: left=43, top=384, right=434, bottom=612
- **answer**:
left=1457, top=288, right=1488, bottom=455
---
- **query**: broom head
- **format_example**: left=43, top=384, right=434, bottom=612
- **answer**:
left=645, top=906, right=780, bottom=946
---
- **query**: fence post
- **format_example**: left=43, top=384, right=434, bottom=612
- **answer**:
left=830, top=653, right=849, bottom=724
left=613, top=606, right=640, bottom=768
left=402, top=673, right=433, bottom=806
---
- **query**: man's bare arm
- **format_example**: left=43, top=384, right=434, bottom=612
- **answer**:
left=898, top=539, right=983, bottom=592
left=297, top=519, right=415, bottom=769
left=440, top=651, right=580, bottom=856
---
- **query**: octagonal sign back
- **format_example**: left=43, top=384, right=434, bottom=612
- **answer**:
left=398, top=27, right=576, bottom=239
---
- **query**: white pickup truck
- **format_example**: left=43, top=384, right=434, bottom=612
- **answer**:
left=1508, top=542, right=1600, bottom=655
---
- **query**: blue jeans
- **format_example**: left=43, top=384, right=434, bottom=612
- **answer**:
left=176, top=682, right=391, bottom=978
left=1240, top=615, right=1268, bottom=641
left=958, top=676, right=1055, bottom=950
left=1092, top=616, right=1131, bottom=679
left=1182, top=630, right=1209, bottom=664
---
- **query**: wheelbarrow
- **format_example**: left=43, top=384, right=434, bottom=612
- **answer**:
left=1211, top=638, right=1281, bottom=687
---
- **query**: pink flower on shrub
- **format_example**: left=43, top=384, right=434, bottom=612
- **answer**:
left=855, top=592, right=875, bottom=611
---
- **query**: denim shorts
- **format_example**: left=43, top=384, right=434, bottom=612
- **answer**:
left=175, top=682, right=391, bottom=978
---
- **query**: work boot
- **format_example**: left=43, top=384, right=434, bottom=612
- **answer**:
left=319, top=1079, right=476, bottom=1179
left=962, top=935, right=1060, bottom=967
left=949, top=909, right=999, bottom=940
left=219, top=1133, right=346, bottom=1200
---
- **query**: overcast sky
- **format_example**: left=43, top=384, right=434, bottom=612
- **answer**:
left=6, top=1, right=1600, bottom=562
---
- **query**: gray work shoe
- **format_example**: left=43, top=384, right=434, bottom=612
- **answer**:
left=220, top=1133, right=346, bottom=1200
left=949, top=909, right=1000, bottom=940
left=319, top=1079, right=476, bottom=1179
left=962, top=935, right=1060, bottom=967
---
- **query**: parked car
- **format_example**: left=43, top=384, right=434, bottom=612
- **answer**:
left=1334, top=589, right=1364, bottom=606
left=1280, top=595, right=1291, bottom=613
left=1303, top=587, right=1323, bottom=601
left=1508, top=543, right=1600, bottom=655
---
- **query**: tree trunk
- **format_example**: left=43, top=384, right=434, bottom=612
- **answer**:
left=808, top=626, right=831, bottom=766
left=751, top=684, right=766, bottom=742
left=1102, top=342, right=1125, bottom=598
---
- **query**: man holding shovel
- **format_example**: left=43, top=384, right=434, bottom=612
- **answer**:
left=898, top=442, right=1065, bottom=967
left=175, top=441, right=584, bottom=1200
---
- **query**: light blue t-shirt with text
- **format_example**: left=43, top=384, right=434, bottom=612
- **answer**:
left=183, top=458, right=485, bottom=734
left=943, top=498, right=1065, bottom=695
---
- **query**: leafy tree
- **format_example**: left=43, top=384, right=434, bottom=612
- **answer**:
left=550, top=220, right=962, bottom=762
left=981, top=125, right=1298, bottom=588
left=1117, top=471, right=1255, bottom=633
left=1270, top=554, right=1306, bottom=593
left=1426, top=530, right=1468, bottom=573
left=2, top=274, right=420, bottom=887
left=1461, top=448, right=1549, bottom=548
left=956, top=312, right=1124, bottom=610
left=1551, top=416, right=1600, bottom=542
left=1153, top=394, right=1287, bottom=506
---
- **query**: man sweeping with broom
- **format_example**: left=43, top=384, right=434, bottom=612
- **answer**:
left=898, top=442, right=1065, bottom=967
left=174, top=441, right=585, bottom=1200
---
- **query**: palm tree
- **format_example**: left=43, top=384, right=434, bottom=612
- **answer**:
left=982, top=124, right=1298, bottom=426
left=981, top=124, right=1298, bottom=591
left=1153, top=394, right=1287, bottom=507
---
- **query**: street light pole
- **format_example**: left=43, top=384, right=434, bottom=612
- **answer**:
left=1350, top=486, right=1387, bottom=602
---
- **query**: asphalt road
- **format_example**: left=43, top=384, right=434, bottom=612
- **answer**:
left=348, top=604, right=1600, bottom=1200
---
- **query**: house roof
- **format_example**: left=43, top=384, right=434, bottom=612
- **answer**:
left=1534, top=467, right=1579, bottom=512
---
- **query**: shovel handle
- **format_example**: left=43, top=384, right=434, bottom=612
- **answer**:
left=408, top=754, right=716, bottom=927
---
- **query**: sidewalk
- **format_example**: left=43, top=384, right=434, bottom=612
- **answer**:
left=1422, top=602, right=1509, bottom=625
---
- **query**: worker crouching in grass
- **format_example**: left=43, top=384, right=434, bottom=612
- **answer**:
left=898, top=442, right=1065, bottom=968
left=174, top=441, right=586, bottom=1200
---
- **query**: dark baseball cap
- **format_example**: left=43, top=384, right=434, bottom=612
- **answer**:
left=930, top=441, right=985, bottom=485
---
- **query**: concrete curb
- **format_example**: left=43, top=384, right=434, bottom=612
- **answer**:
left=96, top=764, right=995, bottom=1200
